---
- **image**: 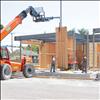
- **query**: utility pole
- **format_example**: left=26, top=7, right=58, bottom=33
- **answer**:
left=59, top=0, right=63, bottom=70
left=60, top=0, right=62, bottom=27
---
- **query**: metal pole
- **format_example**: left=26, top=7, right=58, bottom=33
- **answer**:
left=60, top=0, right=62, bottom=27
left=98, top=52, right=100, bottom=71
left=86, top=32, right=89, bottom=70
left=73, top=32, right=76, bottom=70
left=11, top=33, right=13, bottom=53
left=93, top=31, right=95, bottom=69
left=20, top=40, right=22, bottom=60
left=59, top=0, right=63, bottom=70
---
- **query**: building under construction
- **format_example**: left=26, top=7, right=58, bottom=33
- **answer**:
left=15, top=27, right=100, bottom=70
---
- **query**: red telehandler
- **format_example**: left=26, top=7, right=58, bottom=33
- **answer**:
left=0, top=6, right=59, bottom=80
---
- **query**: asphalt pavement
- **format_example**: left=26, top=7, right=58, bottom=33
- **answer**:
left=1, top=77, right=100, bottom=100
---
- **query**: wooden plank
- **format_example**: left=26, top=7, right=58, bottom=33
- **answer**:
left=89, top=43, right=97, bottom=67
left=56, top=27, right=68, bottom=69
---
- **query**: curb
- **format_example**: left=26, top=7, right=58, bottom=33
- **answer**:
left=11, top=71, right=99, bottom=80
left=32, top=72, right=95, bottom=80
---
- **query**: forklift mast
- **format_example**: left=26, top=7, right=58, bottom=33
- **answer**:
left=0, top=6, right=60, bottom=41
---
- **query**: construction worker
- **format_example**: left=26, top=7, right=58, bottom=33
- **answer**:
left=81, top=55, right=87, bottom=73
left=50, top=56, right=56, bottom=72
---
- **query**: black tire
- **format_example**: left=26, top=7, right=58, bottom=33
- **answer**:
left=0, top=64, right=12, bottom=80
left=23, top=64, right=35, bottom=78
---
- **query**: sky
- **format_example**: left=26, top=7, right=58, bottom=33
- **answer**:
left=1, top=1, right=100, bottom=46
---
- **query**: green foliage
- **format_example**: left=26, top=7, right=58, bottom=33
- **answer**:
left=0, top=24, right=4, bottom=30
left=69, top=28, right=76, bottom=33
left=31, top=45, right=39, bottom=53
left=26, top=45, right=39, bottom=53
left=78, top=28, right=88, bottom=36
left=26, top=45, right=31, bottom=50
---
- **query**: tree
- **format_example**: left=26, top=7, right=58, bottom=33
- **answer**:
left=31, top=45, right=39, bottom=53
left=26, top=44, right=39, bottom=53
left=78, top=28, right=88, bottom=36
left=26, top=45, right=31, bottom=50
left=0, top=24, right=4, bottom=30
left=68, top=28, right=76, bottom=34
left=78, top=28, right=89, bottom=57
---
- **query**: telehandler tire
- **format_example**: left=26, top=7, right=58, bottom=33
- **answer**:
left=0, top=64, right=12, bottom=80
left=23, top=64, right=35, bottom=78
